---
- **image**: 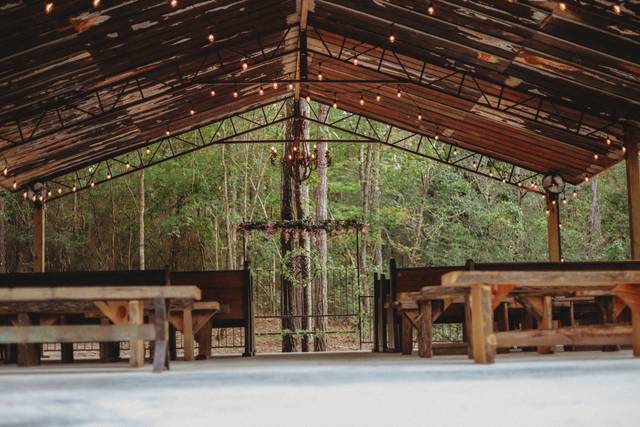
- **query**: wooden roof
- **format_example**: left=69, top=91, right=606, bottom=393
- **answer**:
left=1, top=0, right=639, bottom=194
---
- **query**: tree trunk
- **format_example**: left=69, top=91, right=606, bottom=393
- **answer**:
left=314, top=104, right=330, bottom=351
left=281, top=100, right=298, bottom=352
left=588, top=176, right=602, bottom=256
left=139, top=170, right=145, bottom=270
left=222, top=145, right=236, bottom=269
left=292, top=100, right=312, bottom=351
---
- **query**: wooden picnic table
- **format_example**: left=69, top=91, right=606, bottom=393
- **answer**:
left=0, top=285, right=201, bottom=372
left=437, top=270, right=640, bottom=364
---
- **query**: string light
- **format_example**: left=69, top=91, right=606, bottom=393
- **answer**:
left=572, top=190, right=577, bottom=197
left=389, top=34, right=396, bottom=43
left=305, top=94, right=311, bottom=103
left=434, top=134, right=439, bottom=141
left=23, top=191, right=27, bottom=199
left=72, top=185, right=77, bottom=193
left=170, top=0, right=178, bottom=7
left=12, top=181, right=17, bottom=190
left=2, top=167, right=7, bottom=176
left=189, top=108, right=195, bottom=115
left=288, top=83, right=294, bottom=90
left=241, top=60, right=248, bottom=71
left=93, top=0, right=100, bottom=7
left=593, top=153, right=599, bottom=160
left=622, top=145, right=627, bottom=153
left=165, top=128, right=171, bottom=136
left=562, top=198, right=568, bottom=205
left=208, top=33, right=215, bottom=43
left=332, top=95, right=338, bottom=109
left=353, top=57, right=359, bottom=66
left=427, top=3, right=435, bottom=15
left=107, top=173, right=112, bottom=180
left=585, top=175, right=590, bottom=182
left=233, top=89, right=239, bottom=98
left=210, top=89, right=216, bottom=96
left=418, top=112, right=423, bottom=121
left=396, top=88, right=402, bottom=98
left=613, top=3, right=622, bottom=14
left=559, top=2, right=566, bottom=11
left=47, top=190, right=52, bottom=197
left=259, top=87, right=264, bottom=96
left=58, top=188, right=63, bottom=194
left=126, top=162, right=131, bottom=170
left=359, top=95, right=365, bottom=106
left=376, top=93, right=381, bottom=102
left=453, top=148, right=458, bottom=156
left=317, top=71, right=323, bottom=81
left=606, top=136, right=611, bottom=145
left=90, top=181, right=96, bottom=188
left=146, top=147, right=151, bottom=155
left=273, top=82, right=279, bottom=90
left=45, top=2, right=53, bottom=14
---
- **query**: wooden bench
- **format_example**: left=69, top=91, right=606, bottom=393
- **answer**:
left=0, top=265, right=254, bottom=364
left=437, top=270, right=640, bottom=364
left=0, top=286, right=201, bottom=372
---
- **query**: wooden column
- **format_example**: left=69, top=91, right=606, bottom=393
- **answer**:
left=625, top=122, right=640, bottom=357
left=128, top=300, right=144, bottom=368
left=539, top=193, right=561, bottom=354
left=195, top=319, right=212, bottom=359
left=182, top=309, right=194, bottom=361
left=471, top=285, right=495, bottom=364
left=464, top=292, right=473, bottom=359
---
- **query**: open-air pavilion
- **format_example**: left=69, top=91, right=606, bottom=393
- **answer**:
left=1, top=0, right=640, bottom=424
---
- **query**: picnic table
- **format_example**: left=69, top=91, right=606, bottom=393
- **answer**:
left=412, top=270, right=640, bottom=364
left=0, top=286, right=201, bottom=372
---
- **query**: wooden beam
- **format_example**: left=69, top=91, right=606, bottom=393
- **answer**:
left=495, top=324, right=633, bottom=348
left=471, top=284, right=495, bottom=364
left=0, top=286, right=201, bottom=302
left=128, top=300, right=144, bottom=368
left=0, top=324, right=155, bottom=344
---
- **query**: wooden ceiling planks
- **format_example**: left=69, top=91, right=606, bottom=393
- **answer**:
left=0, top=0, right=638, bottom=193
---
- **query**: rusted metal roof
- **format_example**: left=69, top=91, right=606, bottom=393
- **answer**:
left=0, top=0, right=638, bottom=194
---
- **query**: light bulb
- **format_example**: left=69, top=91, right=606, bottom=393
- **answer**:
left=606, top=136, right=611, bottom=145
left=208, top=33, right=215, bottom=43
left=170, top=0, right=178, bottom=7
left=333, top=101, right=338, bottom=109
left=210, top=89, right=216, bottom=96
left=45, top=2, right=53, bottom=14
left=396, top=89, right=402, bottom=98
left=389, top=34, right=396, bottom=43
left=613, top=4, right=621, bottom=14
left=376, top=94, right=381, bottom=102
left=353, top=58, right=359, bottom=66
left=359, top=96, right=365, bottom=106
left=418, top=113, right=422, bottom=121
left=622, top=146, right=627, bottom=153
left=259, top=88, right=264, bottom=96
left=126, top=162, right=131, bottom=169
left=93, top=0, right=100, bottom=7
left=58, top=188, right=63, bottom=194
left=559, top=2, right=566, bottom=11
left=593, top=153, right=598, bottom=160
left=72, top=185, right=77, bottom=192
left=12, top=181, right=17, bottom=190
left=288, top=83, right=293, bottom=90
left=3, top=167, right=7, bottom=176
left=273, top=82, right=279, bottom=89
left=107, top=173, right=112, bottom=180
left=190, top=108, right=195, bottom=115
left=146, top=147, right=151, bottom=155
left=427, top=4, right=435, bottom=15
left=241, top=61, right=248, bottom=71
left=233, top=90, right=239, bottom=98
left=585, top=175, right=590, bottom=182
left=317, top=72, right=323, bottom=81
left=305, top=95, right=311, bottom=102
left=165, top=129, right=171, bottom=136
left=90, top=181, right=95, bottom=188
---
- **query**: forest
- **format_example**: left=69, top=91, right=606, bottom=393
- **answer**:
left=0, top=100, right=632, bottom=351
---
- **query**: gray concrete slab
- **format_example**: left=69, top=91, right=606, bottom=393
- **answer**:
left=1, top=351, right=639, bottom=426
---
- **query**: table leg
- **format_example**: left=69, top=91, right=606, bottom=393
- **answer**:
left=418, top=301, right=433, bottom=358
left=401, top=313, right=413, bottom=355
left=471, top=285, right=495, bottom=364
left=183, top=308, right=194, bottom=361
left=152, top=298, right=169, bottom=373
left=128, top=300, right=144, bottom=368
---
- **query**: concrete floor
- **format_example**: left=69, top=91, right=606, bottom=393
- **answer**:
left=1, top=351, right=639, bottom=426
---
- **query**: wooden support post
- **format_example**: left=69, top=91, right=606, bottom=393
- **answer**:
left=169, top=324, right=177, bottom=361
left=471, top=285, right=495, bottom=364
left=464, top=292, right=473, bottom=359
left=417, top=301, right=433, bottom=358
left=540, top=192, right=561, bottom=354
left=196, top=319, right=212, bottom=359
left=128, top=300, right=144, bottom=368
left=182, top=309, right=194, bottom=361
left=401, top=314, right=413, bottom=355
left=625, top=122, right=640, bottom=358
